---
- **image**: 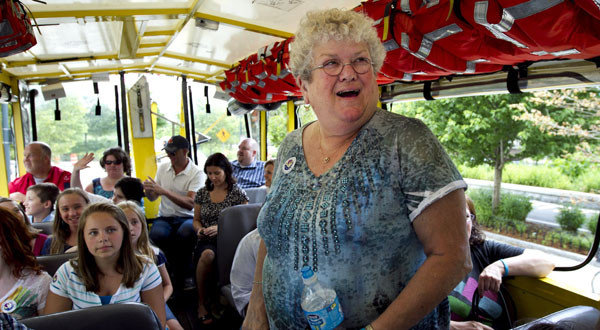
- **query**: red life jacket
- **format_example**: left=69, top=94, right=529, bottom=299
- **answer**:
left=8, top=166, right=72, bottom=195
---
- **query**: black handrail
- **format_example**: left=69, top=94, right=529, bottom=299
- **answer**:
left=554, top=213, right=600, bottom=271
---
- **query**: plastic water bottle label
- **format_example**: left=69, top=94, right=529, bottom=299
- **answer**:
left=303, top=296, right=344, bottom=330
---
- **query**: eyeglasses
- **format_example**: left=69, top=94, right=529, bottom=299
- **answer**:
left=310, top=57, right=373, bottom=76
left=104, top=160, right=122, bottom=165
left=466, top=213, right=475, bottom=222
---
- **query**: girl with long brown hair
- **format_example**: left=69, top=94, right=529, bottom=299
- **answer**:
left=43, top=203, right=165, bottom=327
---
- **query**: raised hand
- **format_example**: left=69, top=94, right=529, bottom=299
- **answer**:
left=73, top=153, right=95, bottom=172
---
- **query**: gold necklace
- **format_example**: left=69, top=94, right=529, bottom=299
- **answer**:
left=317, top=124, right=333, bottom=164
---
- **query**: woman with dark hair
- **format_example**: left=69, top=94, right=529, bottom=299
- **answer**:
left=0, top=208, right=51, bottom=319
left=43, top=203, right=165, bottom=328
left=0, top=197, right=48, bottom=256
left=112, top=177, right=145, bottom=206
left=449, top=196, right=555, bottom=329
left=71, top=147, right=131, bottom=199
left=193, top=152, right=248, bottom=324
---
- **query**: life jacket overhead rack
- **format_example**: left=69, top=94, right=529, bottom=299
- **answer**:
left=219, top=38, right=302, bottom=106
left=0, top=0, right=37, bottom=57
left=220, top=0, right=600, bottom=104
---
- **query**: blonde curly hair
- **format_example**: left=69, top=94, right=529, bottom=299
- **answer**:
left=289, top=8, right=385, bottom=82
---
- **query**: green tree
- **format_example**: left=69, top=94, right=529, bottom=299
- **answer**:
left=519, top=88, right=600, bottom=166
left=397, top=94, right=579, bottom=212
left=72, top=100, right=118, bottom=155
left=36, top=97, right=88, bottom=159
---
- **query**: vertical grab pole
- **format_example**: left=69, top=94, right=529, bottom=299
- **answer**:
left=188, top=85, right=198, bottom=165
left=181, top=75, right=193, bottom=162
left=260, top=111, right=267, bottom=161
left=114, top=85, right=122, bottom=148
left=29, top=90, right=38, bottom=141
left=244, top=113, right=252, bottom=139
left=119, top=71, right=130, bottom=154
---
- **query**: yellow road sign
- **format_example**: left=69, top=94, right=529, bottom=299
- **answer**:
left=216, top=128, right=230, bottom=142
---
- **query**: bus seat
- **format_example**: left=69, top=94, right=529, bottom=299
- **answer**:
left=21, top=302, right=162, bottom=330
left=217, top=203, right=262, bottom=307
left=244, top=187, right=267, bottom=204
left=37, top=253, right=76, bottom=276
left=32, top=222, right=53, bottom=235
left=513, top=305, right=600, bottom=329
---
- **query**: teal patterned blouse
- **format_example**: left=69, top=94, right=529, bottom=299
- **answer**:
left=257, top=109, right=467, bottom=330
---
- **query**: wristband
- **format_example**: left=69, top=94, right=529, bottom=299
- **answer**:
left=500, top=259, right=509, bottom=277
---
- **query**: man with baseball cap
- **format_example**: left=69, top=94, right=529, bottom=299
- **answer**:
left=144, top=135, right=205, bottom=289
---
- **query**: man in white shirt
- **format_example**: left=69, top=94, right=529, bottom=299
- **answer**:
left=144, top=135, right=205, bottom=289
left=230, top=228, right=261, bottom=316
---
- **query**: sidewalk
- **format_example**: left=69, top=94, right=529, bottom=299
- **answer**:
left=465, top=178, right=600, bottom=210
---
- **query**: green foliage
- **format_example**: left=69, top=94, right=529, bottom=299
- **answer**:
left=576, top=170, right=600, bottom=194
left=36, top=97, right=89, bottom=159
left=457, top=164, right=494, bottom=181
left=550, top=155, right=592, bottom=178
left=467, top=189, right=531, bottom=224
left=556, top=206, right=586, bottom=233
left=459, top=162, right=600, bottom=193
left=587, top=213, right=599, bottom=233
left=581, top=237, right=592, bottom=251
left=467, top=189, right=493, bottom=225
left=496, top=192, right=532, bottom=222
left=396, top=93, right=581, bottom=212
left=503, top=163, right=572, bottom=190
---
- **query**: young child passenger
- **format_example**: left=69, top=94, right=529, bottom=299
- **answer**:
left=24, top=183, right=60, bottom=223
left=41, top=188, right=90, bottom=255
left=43, top=203, right=166, bottom=327
left=117, top=201, right=183, bottom=330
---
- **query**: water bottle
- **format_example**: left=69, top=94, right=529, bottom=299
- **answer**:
left=301, top=266, right=344, bottom=330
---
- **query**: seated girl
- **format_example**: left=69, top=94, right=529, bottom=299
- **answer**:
left=43, top=203, right=166, bottom=328
left=0, top=208, right=52, bottom=319
left=41, top=188, right=90, bottom=255
left=118, top=201, right=183, bottom=330
left=0, top=197, right=48, bottom=256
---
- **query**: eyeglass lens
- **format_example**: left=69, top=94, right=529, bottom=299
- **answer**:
left=320, top=58, right=372, bottom=76
left=105, top=160, right=122, bottom=165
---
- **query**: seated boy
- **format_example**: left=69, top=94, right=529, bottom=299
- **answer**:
left=24, top=183, right=60, bottom=223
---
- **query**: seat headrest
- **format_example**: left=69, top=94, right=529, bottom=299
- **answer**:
left=21, top=302, right=162, bottom=330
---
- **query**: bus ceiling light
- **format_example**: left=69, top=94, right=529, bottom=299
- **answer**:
left=195, top=18, right=219, bottom=31
left=41, top=83, right=66, bottom=101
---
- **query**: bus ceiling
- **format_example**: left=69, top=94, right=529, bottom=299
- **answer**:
left=1, top=0, right=599, bottom=103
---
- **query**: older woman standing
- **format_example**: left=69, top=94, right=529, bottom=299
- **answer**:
left=244, top=9, right=472, bottom=330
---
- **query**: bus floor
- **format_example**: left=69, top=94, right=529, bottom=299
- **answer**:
left=169, top=287, right=243, bottom=330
